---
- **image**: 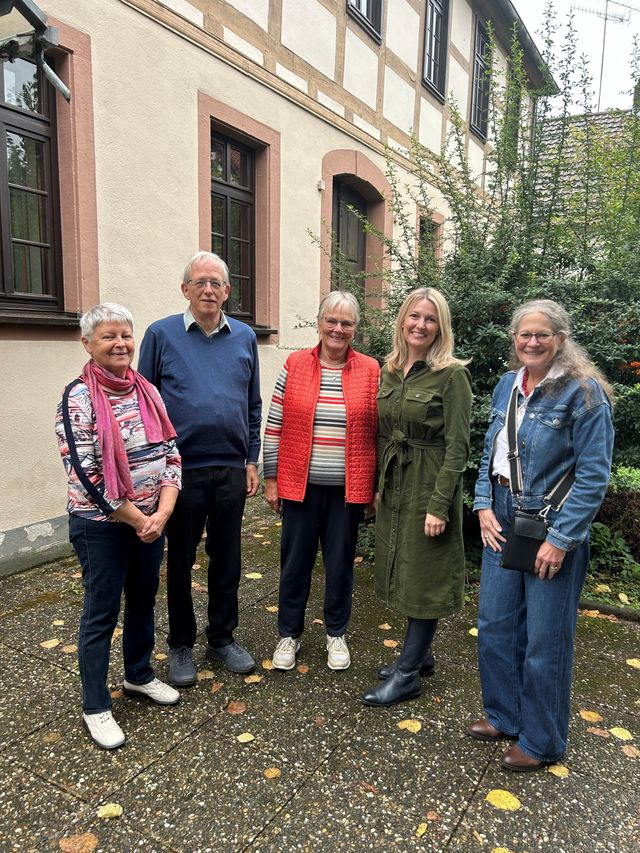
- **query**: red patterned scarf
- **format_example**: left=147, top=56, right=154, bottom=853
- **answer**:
left=82, top=360, right=176, bottom=502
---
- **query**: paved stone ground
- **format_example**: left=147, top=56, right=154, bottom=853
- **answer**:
left=0, top=497, right=638, bottom=852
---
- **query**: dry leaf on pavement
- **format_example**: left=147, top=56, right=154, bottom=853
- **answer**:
left=586, top=727, right=610, bottom=738
left=383, top=639, right=399, bottom=648
left=468, top=627, right=479, bottom=637
left=297, top=663, right=310, bottom=674
left=225, top=700, right=247, bottom=715
left=626, top=658, right=640, bottom=669
left=97, top=803, right=123, bottom=819
left=415, top=823, right=428, bottom=838
left=548, top=764, right=570, bottom=778
left=491, top=848, right=516, bottom=853
left=314, top=715, right=326, bottom=727
left=244, top=674, right=263, bottom=684
left=62, top=644, right=77, bottom=654
left=43, top=732, right=61, bottom=743
left=622, top=745, right=640, bottom=759
left=197, top=670, right=215, bottom=681
left=618, top=592, right=630, bottom=604
left=609, top=727, right=633, bottom=741
left=58, top=832, right=99, bottom=852
left=579, top=709, right=603, bottom=722
left=397, top=719, right=422, bottom=733
left=594, top=583, right=611, bottom=593
left=110, top=688, right=123, bottom=700
left=154, top=652, right=168, bottom=661
left=211, top=681, right=224, bottom=694
left=245, top=572, right=263, bottom=579
left=426, top=810, right=440, bottom=821
left=378, top=623, right=392, bottom=630
left=264, top=767, right=281, bottom=779
left=40, top=639, right=60, bottom=650
left=253, top=533, right=264, bottom=538
left=261, top=659, right=274, bottom=670
left=485, top=790, right=522, bottom=811
left=236, top=732, right=255, bottom=743
left=265, top=605, right=278, bottom=613
left=52, top=619, right=65, bottom=627
left=312, top=618, right=324, bottom=625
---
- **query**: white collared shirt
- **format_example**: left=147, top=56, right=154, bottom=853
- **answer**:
left=492, top=365, right=565, bottom=478
left=183, top=306, right=230, bottom=338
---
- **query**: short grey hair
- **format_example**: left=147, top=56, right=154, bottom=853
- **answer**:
left=182, top=251, right=230, bottom=285
left=316, top=290, right=360, bottom=327
left=80, top=303, right=134, bottom=339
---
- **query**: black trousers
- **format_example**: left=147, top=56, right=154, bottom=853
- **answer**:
left=277, top=483, right=364, bottom=638
left=166, top=465, right=246, bottom=649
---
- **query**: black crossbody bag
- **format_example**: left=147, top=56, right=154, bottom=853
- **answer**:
left=500, top=386, right=574, bottom=573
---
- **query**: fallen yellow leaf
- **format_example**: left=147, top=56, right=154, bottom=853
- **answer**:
left=468, top=627, right=479, bottom=637
left=262, top=659, right=274, bottom=670
left=397, top=719, right=422, bottom=733
left=52, top=619, right=65, bottom=627
left=622, top=744, right=640, bottom=759
left=378, top=623, right=392, bottom=630
left=264, top=767, right=281, bottom=779
left=485, top=789, right=522, bottom=811
left=40, top=639, right=60, bottom=650
left=626, top=658, right=640, bottom=669
left=275, top=521, right=282, bottom=526
left=211, top=681, right=224, bottom=694
left=580, top=709, right=603, bottom=723
left=154, top=652, right=168, bottom=661
left=192, top=563, right=201, bottom=569
left=244, top=674, right=263, bottom=684
left=548, top=764, right=570, bottom=778
left=383, top=639, right=399, bottom=648
left=609, top=727, right=633, bottom=741
left=97, top=802, right=123, bottom=819
left=265, top=605, right=278, bottom=613
left=415, top=823, right=428, bottom=838
left=58, top=832, right=99, bottom=852
left=197, top=669, right=215, bottom=681
left=594, top=583, right=611, bottom=593
left=491, top=848, right=516, bottom=853
left=297, top=663, right=310, bottom=674
left=43, top=731, right=61, bottom=744
left=586, top=727, right=610, bottom=738
left=581, top=609, right=601, bottom=618
left=113, top=628, right=123, bottom=638
left=237, top=732, right=255, bottom=743
left=245, top=572, right=263, bottom=579
left=253, top=534, right=264, bottom=538
left=618, top=592, right=631, bottom=605
left=62, top=644, right=77, bottom=654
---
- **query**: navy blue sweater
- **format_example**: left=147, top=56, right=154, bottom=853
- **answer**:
left=138, top=314, right=262, bottom=470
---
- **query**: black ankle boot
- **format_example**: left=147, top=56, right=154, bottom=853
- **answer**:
left=361, top=668, right=422, bottom=707
left=377, top=646, right=436, bottom=680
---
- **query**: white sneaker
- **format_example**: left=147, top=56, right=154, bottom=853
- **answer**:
left=82, top=711, right=125, bottom=750
left=327, top=635, right=351, bottom=670
left=272, top=637, right=300, bottom=670
left=123, top=677, right=180, bottom=705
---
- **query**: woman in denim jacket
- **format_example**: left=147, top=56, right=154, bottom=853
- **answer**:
left=468, top=300, right=614, bottom=771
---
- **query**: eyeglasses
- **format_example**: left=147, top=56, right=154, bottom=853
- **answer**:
left=187, top=278, right=227, bottom=291
left=515, top=331, right=556, bottom=342
left=323, top=318, right=355, bottom=330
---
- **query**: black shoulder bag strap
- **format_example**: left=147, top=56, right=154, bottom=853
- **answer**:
left=61, top=378, right=115, bottom=516
left=505, top=384, right=575, bottom=515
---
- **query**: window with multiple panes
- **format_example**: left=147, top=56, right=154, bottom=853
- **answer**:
left=423, top=0, right=448, bottom=100
left=211, top=130, right=255, bottom=322
left=470, top=18, right=490, bottom=140
left=332, top=181, right=367, bottom=289
left=347, top=0, right=383, bottom=42
left=0, top=56, right=61, bottom=314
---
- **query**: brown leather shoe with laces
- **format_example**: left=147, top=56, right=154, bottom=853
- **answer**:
left=501, top=744, right=545, bottom=772
left=466, top=718, right=506, bottom=742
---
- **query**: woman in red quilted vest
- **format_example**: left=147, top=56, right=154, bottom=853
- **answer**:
left=263, top=291, right=380, bottom=672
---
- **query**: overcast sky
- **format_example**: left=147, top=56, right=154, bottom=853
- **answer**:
left=511, top=0, right=639, bottom=111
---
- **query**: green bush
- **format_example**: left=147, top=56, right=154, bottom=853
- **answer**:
left=589, top=521, right=640, bottom=580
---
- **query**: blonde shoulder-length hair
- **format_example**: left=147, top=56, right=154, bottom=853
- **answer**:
left=386, top=287, right=470, bottom=373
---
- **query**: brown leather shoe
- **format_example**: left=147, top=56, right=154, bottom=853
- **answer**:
left=467, top=718, right=505, bottom=742
left=501, top=744, right=545, bottom=772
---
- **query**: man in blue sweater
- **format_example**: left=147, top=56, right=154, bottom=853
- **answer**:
left=138, top=251, right=261, bottom=684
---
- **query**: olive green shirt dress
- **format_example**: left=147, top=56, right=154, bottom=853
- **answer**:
left=374, top=361, right=472, bottom=619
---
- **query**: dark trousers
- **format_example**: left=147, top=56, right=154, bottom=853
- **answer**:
left=69, top=515, right=163, bottom=713
left=278, top=484, right=364, bottom=638
left=166, top=465, right=246, bottom=649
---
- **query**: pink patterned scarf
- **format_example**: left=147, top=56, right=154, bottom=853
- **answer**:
left=82, top=360, right=176, bottom=502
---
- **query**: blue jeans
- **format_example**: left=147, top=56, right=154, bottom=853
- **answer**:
left=69, top=515, right=164, bottom=713
left=477, top=483, right=589, bottom=762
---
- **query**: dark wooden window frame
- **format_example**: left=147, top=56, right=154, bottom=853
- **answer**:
left=422, top=0, right=449, bottom=102
left=0, top=58, right=62, bottom=316
left=211, top=128, right=256, bottom=324
left=346, top=0, right=383, bottom=43
left=470, top=17, right=490, bottom=141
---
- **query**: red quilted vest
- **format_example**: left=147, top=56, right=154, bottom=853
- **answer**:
left=276, top=343, right=379, bottom=503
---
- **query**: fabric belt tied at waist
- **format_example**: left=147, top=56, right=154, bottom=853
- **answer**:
left=380, top=430, right=445, bottom=480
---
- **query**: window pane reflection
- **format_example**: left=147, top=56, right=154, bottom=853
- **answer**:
left=12, top=244, right=45, bottom=294
left=10, top=188, right=46, bottom=241
left=2, top=58, right=40, bottom=112
left=6, top=132, right=44, bottom=189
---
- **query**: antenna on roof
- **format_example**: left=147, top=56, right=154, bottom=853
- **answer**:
left=571, top=1, right=630, bottom=110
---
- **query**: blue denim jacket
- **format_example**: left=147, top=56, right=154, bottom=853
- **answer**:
left=473, top=371, right=614, bottom=551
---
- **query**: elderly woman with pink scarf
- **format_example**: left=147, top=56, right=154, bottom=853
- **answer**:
left=55, top=303, right=182, bottom=750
